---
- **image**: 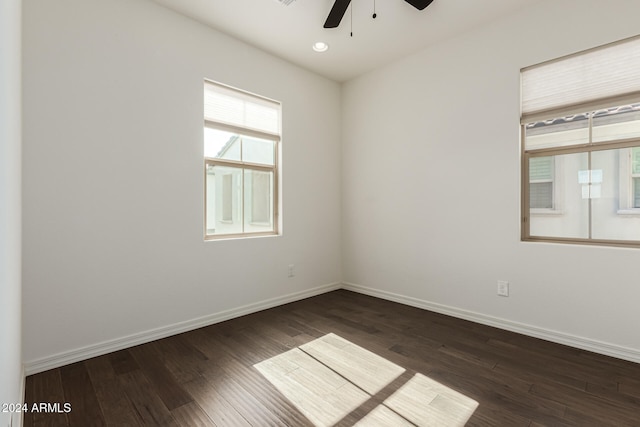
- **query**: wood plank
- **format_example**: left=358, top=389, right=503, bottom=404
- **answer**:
left=24, top=369, right=70, bottom=427
left=84, top=356, right=142, bottom=426
left=618, top=375, right=640, bottom=399
left=58, top=362, right=106, bottom=426
left=300, top=333, right=406, bottom=395
left=184, top=326, right=304, bottom=425
left=352, top=404, right=414, bottom=426
left=23, top=375, right=35, bottom=427
left=530, top=381, right=640, bottom=425
left=181, top=376, right=250, bottom=427
left=199, top=369, right=287, bottom=426
left=468, top=403, right=534, bottom=427
left=383, top=373, right=479, bottom=426
left=255, top=348, right=369, bottom=426
left=150, top=333, right=209, bottom=384
left=108, top=350, right=139, bottom=375
left=117, top=370, right=179, bottom=426
left=127, top=344, right=193, bottom=410
left=217, top=350, right=315, bottom=426
left=170, top=401, right=216, bottom=427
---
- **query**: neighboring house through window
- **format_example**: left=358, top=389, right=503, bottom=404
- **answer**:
left=529, top=156, right=554, bottom=210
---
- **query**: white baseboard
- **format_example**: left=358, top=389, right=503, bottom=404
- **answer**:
left=24, top=282, right=341, bottom=375
left=342, top=282, right=640, bottom=364
left=23, top=280, right=640, bottom=375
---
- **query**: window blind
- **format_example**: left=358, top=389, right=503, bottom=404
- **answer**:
left=204, top=80, right=281, bottom=138
left=521, top=36, right=640, bottom=122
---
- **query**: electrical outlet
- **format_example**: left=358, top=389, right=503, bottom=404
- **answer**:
left=288, top=264, right=295, bottom=278
left=497, top=280, right=509, bottom=297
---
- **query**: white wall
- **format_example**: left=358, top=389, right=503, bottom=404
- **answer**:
left=22, top=0, right=342, bottom=368
left=342, top=0, right=640, bottom=359
left=0, top=0, right=23, bottom=424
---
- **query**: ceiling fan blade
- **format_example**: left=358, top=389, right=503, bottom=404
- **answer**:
left=324, top=0, right=352, bottom=28
left=404, top=0, right=434, bottom=11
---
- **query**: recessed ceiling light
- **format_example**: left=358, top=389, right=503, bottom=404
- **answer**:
left=312, top=42, right=329, bottom=52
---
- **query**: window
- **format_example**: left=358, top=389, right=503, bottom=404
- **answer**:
left=204, top=80, right=280, bottom=239
left=521, top=36, right=640, bottom=247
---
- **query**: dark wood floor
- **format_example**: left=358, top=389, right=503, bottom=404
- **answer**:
left=24, top=290, right=640, bottom=426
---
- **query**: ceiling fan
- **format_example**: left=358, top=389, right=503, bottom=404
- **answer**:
left=324, top=0, right=434, bottom=28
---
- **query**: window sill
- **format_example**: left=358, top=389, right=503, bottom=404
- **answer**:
left=530, top=209, right=564, bottom=216
left=616, top=209, right=640, bottom=216
left=204, top=231, right=279, bottom=241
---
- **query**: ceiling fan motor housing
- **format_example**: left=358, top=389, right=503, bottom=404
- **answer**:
left=324, top=0, right=434, bottom=28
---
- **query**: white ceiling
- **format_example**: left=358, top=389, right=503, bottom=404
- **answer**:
left=151, top=0, right=538, bottom=82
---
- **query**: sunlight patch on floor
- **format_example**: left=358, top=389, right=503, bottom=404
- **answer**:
left=254, top=333, right=478, bottom=427
left=376, top=373, right=478, bottom=426
left=299, top=333, right=406, bottom=395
